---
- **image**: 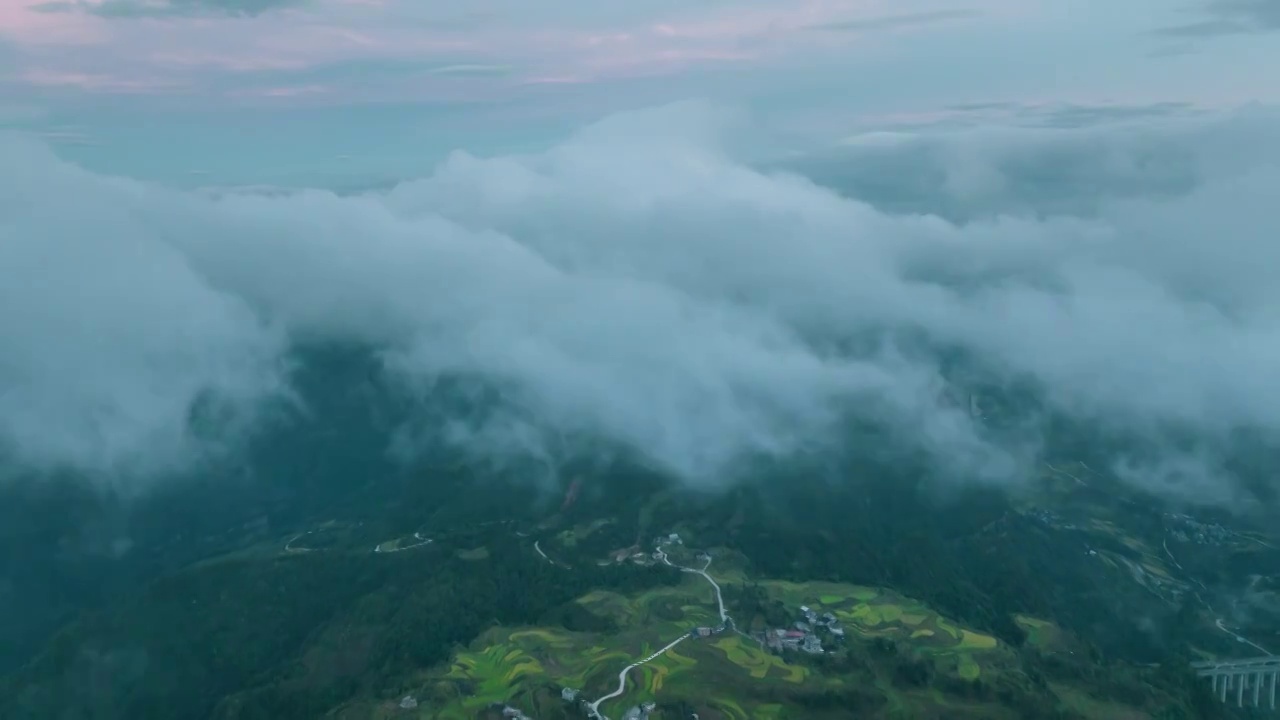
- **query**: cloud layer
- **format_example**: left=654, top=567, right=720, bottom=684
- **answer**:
left=34, top=0, right=305, bottom=19
left=10, top=0, right=1275, bottom=114
left=3, top=101, right=1279, bottom=501
left=1158, top=0, right=1280, bottom=38
left=6, top=0, right=1001, bottom=101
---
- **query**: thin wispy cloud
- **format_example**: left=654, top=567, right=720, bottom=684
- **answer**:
left=0, top=0, right=1275, bottom=127
left=1156, top=0, right=1280, bottom=38
left=808, top=9, right=984, bottom=33
left=19, top=68, right=184, bottom=92
left=427, top=64, right=514, bottom=77
left=33, top=0, right=307, bottom=19
left=0, top=0, right=1019, bottom=105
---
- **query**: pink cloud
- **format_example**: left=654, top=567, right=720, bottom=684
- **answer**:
left=231, top=83, right=331, bottom=97
left=146, top=50, right=310, bottom=72
left=637, top=0, right=892, bottom=43
left=0, top=0, right=1011, bottom=103
left=19, top=68, right=182, bottom=92
left=0, top=0, right=109, bottom=44
left=521, top=75, right=587, bottom=86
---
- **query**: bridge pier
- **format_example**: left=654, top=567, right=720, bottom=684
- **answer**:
left=1193, top=656, right=1280, bottom=711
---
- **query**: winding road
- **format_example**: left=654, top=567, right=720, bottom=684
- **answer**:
left=533, top=540, right=572, bottom=568
left=283, top=532, right=312, bottom=553
left=1162, top=536, right=1273, bottom=656
left=657, top=550, right=727, bottom=623
left=1214, top=618, right=1272, bottom=655
left=585, top=544, right=733, bottom=720
left=586, top=634, right=691, bottom=719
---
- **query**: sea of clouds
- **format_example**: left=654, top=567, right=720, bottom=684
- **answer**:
left=2, top=101, right=1278, bottom=502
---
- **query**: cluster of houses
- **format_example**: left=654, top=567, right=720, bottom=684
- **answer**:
left=614, top=548, right=648, bottom=565
left=688, top=622, right=725, bottom=639
left=615, top=534, right=691, bottom=566
left=403, top=693, right=534, bottom=717
left=1165, top=512, right=1231, bottom=546
left=621, top=702, right=657, bottom=719
left=763, top=605, right=845, bottom=655
left=561, top=687, right=590, bottom=716
left=1027, top=507, right=1059, bottom=527
left=1025, top=506, right=1085, bottom=532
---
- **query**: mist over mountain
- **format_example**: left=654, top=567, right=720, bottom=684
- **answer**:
left=5, top=100, right=1280, bottom=716
left=4, top=102, right=1280, bottom=511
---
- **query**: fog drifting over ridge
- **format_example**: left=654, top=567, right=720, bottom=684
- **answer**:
left=2, top=101, right=1279, bottom=501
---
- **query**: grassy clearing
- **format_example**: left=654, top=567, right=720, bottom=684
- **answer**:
left=1014, top=615, right=1063, bottom=650
left=556, top=519, right=615, bottom=549
left=1050, top=683, right=1150, bottom=720
left=958, top=630, right=998, bottom=651
left=456, top=547, right=490, bottom=561
left=957, top=656, right=981, bottom=680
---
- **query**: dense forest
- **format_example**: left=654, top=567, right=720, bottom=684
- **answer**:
left=2, top=526, right=677, bottom=720
left=1, top=343, right=1272, bottom=719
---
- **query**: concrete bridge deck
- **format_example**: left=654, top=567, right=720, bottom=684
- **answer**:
left=1193, top=656, right=1279, bottom=710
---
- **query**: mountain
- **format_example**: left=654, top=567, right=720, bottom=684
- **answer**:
left=0, top=344, right=1273, bottom=719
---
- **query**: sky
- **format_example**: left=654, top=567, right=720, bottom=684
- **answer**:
left=1, top=0, right=1278, bottom=183
left=2, top=0, right=1280, bottom=506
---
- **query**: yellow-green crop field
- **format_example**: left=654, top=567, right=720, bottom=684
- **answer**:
left=355, top=576, right=1020, bottom=719
left=756, top=580, right=1006, bottom=681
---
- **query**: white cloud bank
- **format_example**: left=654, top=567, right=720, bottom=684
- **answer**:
left=2, top=101, right=1278, bottom=501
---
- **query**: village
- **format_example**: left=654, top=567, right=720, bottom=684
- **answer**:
left=1164, top=512, right=1232, bottom=546
left=552, top=534, right=720, bottom=720
left=559, top=689, right=657, bottom=720
left=758, top=603, right=845, bottom=655
left=641, top=533, right=845, bottom=656
left=419, top=528, right=847, bottom=720
left=550, top=532, right=845, bottom=720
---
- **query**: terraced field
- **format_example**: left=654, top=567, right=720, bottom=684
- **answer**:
left=621, top=641, right=698, bottom=694
left=441, top=643, right=546, bottom=711
left=356, top=571, right=1025, bottom=719
left=759, top=580, right=1006, bottom=680
left=382, top=572, right=822, bottom=718
left=710, top=635, right=807, bottom=683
